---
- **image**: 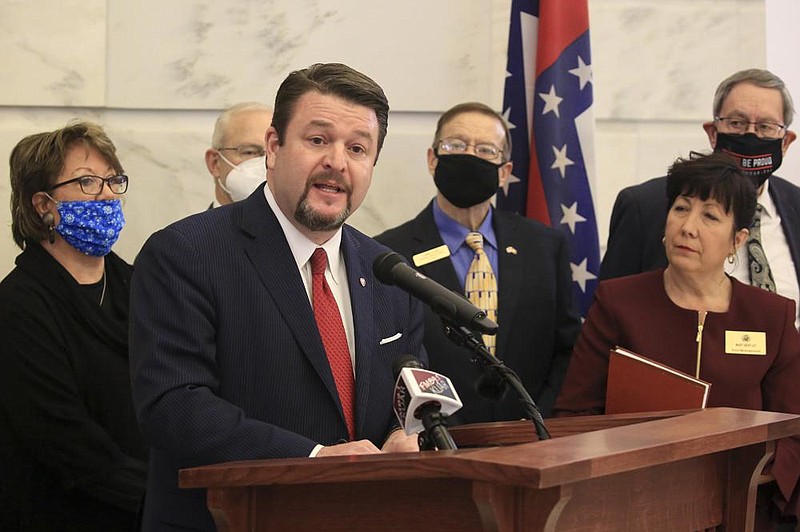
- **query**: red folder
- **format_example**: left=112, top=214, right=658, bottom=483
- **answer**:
left=605, top=346, right=711, bottom=414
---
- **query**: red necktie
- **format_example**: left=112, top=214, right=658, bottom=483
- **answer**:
left=310, top=248, right=355, bottom=440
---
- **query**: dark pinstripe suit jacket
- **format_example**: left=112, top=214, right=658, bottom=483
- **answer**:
left=129, top=184, right=426, bottom=531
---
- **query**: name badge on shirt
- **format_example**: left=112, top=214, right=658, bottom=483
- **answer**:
left=412, top=245, right=450, bottom=267
left=725, top=330, right=767, bottom=355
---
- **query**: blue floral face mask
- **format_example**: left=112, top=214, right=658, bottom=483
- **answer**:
left=53, top=199, right=125, bottom=256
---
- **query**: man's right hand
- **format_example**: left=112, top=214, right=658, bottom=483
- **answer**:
left=315, top=439, right=382, bottom=457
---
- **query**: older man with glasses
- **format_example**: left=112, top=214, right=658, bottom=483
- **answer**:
left=376, top=101, right=581, bottom=425
left=600, top=69, right=800, bottom=332
left=204, top=101, right=273, bottom=208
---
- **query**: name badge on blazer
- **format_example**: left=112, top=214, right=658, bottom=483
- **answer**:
left=412, top=245, right=450, bottom=267
left=725, top=330, right=767, bottom=355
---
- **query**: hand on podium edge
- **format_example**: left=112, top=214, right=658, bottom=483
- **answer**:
left=381, top=428, right=420, bottom=453
left=315, top=439, right=382, bottom=457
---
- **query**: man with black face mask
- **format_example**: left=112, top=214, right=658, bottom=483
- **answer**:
left=600, top=68, right=800, bottom=329
left=375, top=102, right=581, bottom=424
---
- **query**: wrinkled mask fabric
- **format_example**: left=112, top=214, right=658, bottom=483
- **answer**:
left=715, top=132, right=783, bottom=187
left=54, top=199, right=125, bottom=256
left=433, top=154, right=501, bottom=208
left=218, top=154, right=267, bottom=201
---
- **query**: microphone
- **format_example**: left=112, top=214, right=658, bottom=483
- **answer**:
left=392, top=355, right=462, bottom=450
left=475, top=367, right=508, bottom=401
left=373, top=251, right=498, bottom=334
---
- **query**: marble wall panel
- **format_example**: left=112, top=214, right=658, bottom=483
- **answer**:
left=590, top=0, right=765, bottom=121
left=106, top=1, right=506, bottom=111
left=0, top=0, right=772, bottom=278
left=1, top=1, right=107, bottom=106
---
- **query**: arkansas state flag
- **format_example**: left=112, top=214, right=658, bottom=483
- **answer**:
left=498, top=0, right=600, bottom=317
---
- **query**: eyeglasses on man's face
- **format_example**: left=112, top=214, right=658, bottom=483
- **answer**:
left=715, top=116, right=787, bottom=139
left=437, top=138, right=504, bottom=160
left=48, top=174, right=129, bottom=195
left=217, top=144, right=266, bottom=160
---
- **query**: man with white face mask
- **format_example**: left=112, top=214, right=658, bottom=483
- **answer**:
left=204, top=102, right=273, bottom=207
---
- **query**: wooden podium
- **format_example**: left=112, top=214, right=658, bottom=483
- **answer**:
left=179, top=408, right=800, bottom=531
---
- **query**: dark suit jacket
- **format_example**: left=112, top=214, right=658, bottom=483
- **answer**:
left=375, top=201, right=581, bottom=423
left=129, top=185, right=426, bottom=531
left=600, top=175, right=800, bottom=290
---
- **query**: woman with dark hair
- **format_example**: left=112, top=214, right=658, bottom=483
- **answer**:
left=0, top=121, right=147, bottom=531
left=555, top=151, right=800, bottom=527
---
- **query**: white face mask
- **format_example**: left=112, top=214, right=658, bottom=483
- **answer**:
left=217, top=154, right=267, bottom=202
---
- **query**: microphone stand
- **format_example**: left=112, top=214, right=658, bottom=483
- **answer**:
left=416, top=404, right=457, bottom=451
left=442, top=320, right=551, bottom=440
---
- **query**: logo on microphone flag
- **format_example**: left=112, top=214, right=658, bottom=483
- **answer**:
left=498, top=0, right=600, bottom=317
left=393, top=368, right=463, bottom=435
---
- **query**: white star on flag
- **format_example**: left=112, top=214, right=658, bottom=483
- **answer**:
left=550, top=144, right=574, bottom=178
left=538, top=85, right=563, bottom=118
left=501, top=107, right=516, bottom=130
left=571, top=258, right=597, bottom=292
left=560, top=202, right=587, bottom=234
left=569, top=56, right=592, bottom=90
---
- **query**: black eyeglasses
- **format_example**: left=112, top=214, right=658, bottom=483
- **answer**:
left=48, top=174, right=129, bottom=195
left=217, top=144, right=266, bottom=159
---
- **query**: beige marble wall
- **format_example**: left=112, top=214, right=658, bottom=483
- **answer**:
left=0, top=0, right=769, bottom=278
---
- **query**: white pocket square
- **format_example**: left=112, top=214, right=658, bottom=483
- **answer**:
left=379, top=332, right=402, bottom=345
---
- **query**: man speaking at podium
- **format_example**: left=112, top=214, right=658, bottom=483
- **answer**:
left=129, top=63, right=424, bottom=532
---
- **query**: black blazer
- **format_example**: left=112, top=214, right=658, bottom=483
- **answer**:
left=375, top=201, right=581, bottom=423
left=129, top=185, right=427, bottom=531
left=0, top=243, right=146, bottom=531
left=600, top=175, right=800, bottom=289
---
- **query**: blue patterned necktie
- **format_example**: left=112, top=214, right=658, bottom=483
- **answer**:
left=464, top=232, right=498, bottom=355
left=747, top=204, right=776, bottom=292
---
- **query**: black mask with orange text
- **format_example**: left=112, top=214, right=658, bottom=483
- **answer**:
left=714, top=132, right=783, bottom=187
left=433, top=154, right=501, bottom=208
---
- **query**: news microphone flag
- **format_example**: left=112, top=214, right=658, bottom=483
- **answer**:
left=393, top=367, right=463, bottom=435
left=499, top=0, right=600, bottom=316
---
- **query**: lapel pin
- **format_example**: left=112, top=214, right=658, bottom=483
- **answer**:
left=360, top=277, right=366, bottom=287
left=506, top=246, right=518, bottom=255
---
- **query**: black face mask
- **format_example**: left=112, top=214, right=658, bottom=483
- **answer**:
left=433, top=154, right=501, bottom=208
left=714, top=132, right=783, bottom=187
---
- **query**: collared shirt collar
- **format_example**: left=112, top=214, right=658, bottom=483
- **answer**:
left=759, top=178, right=776, bottom=218
left=432, top=200, right=497, bottom=252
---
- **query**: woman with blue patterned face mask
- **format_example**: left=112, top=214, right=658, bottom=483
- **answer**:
left=0, top=121, right=147, bottom=531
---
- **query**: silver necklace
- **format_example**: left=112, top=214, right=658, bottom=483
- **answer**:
left=99, top=269, right=107, bottom=306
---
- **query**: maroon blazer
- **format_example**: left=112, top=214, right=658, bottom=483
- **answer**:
left=554, top=269, right=800, bottom=515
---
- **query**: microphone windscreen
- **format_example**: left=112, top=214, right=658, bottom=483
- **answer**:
left=373, top=251, right=404, bottom=284
left=392, top=354, right=424, bottom=378
left=475, top=368, right=508, bottom=401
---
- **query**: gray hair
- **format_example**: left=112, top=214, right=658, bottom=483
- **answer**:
left=211, top=102, right=273, bottom=148
left=713, top=69, right=795, bottom=127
